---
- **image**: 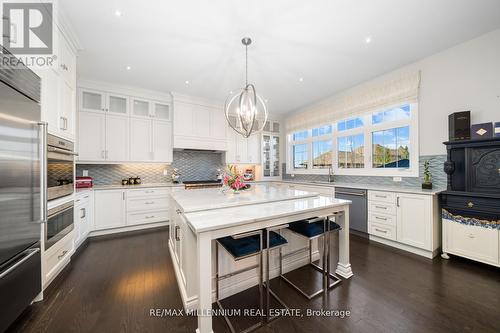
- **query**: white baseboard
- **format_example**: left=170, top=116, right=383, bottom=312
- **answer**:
left=369, top=235, right=439, bottom=259
left=88, top=221, right=168, bottom=237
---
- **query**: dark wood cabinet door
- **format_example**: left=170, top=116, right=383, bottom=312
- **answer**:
left=469, top=147, right=500, bottom=194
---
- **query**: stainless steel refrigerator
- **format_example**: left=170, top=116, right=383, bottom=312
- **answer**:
left=0, top=48, right=46, bottom=333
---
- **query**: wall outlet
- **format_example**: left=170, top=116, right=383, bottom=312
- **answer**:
left=291, top=174, right=295, bottom=178
left=393, top=176, right=402, bottom=182
left=163, top=169, right=168, bottom=176
left=82, top=170, right=89, bottom=177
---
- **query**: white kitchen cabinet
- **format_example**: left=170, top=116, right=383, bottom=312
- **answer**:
left=78, top=87, right=172, bottom=163
left=396, top=193, right=432, bottom=250
left=367, top=190, right=440, bottom=258
left=445, top=220, right=499, bottom=265
left=153, top=120, right=173, bottom=162
left=94, top=190, right=126, bottom=230
left=130, top=118, right=152, bottom=161
left=106, top=115, right=130, bottom=161
left=262, top=133, right=280, bottom=177
left=78, top=111, right=105, bottom=161
left=173, top=100, right=227, bottom=150
left=74, top=191, right=93, bottom=248
left=126, top=188, right=170, bottom=226
left=153, top=102, right=171, bottom=120
left=80, top=89, right=105, bottom=113
left=79, top=89, right=129, bottom=115
left=226, top=129, right=261, bottom=164
left=36, top=31, right=77, bottom=141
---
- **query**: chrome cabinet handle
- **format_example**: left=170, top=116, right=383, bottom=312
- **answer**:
left=58, top=250, right=68, bottom=260
left=175, top=226, right=180, bottom=241
left=80, top=208, right=86, bottom=218
left=38, top=122, right=48, bottom=224
left=375, top=206, right=387, bottom=210
left=375, top=228, right=388, bottom=234
left=397, top=197, right=400, bottom=207
left=375, top=195, right=387, bottom=198
left=145, top=215, right=155, bottom=219
left=144, top=201, right=155, bottom=205
left=375, top=216, right=388, bottom=221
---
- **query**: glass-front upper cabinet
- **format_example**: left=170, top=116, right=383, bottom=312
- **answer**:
left=131, top=98, right=151, bottom=118
left=80, top=89, right=105, bottom=112
left=153, top=102, right=171, bottom=120
left=262, top=119, right=280, bottom=178
left=107, top=94, right=129, bottom=115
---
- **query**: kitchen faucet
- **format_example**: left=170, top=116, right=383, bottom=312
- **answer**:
left=328, top=166, right=334, bottom=183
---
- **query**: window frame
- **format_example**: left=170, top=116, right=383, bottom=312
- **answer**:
left=286, top=102, right=419, bottom=177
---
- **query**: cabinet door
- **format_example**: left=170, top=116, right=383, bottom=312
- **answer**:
left=210, top=107, right=226, bottom=140
left=107, top=94, right=129, bottom=115
left=225, top=128, right=237, bottom=163
left=396, top=194, right=432, bottom=250
left=106, top=115, right=129, bottom=161
left=447, top=220, right=499, bottom=264
left=59, top=80, right=75, bottom=139
left=39, top=68, right=60, bottom=135
left=78, top=111, right=105, bottom=161
left=173, top=102, right=194, bottom=137
left=235, top=135, right=248, bottom=163
left=262, top=134, right=271, bottom=176
left=94, top=190, right=126, bottom=230
left=153, top=102, right=171, bottom=120
left=80, top=89, right=105, bottom=113
left=131, top=98, right=151, bottom=118
left=247, top=134, right=261, bottom=164
left=271, top=135, right=280, bottom=176
left=130, top=118, right=152, bottom=161
left=194, top=106, right=211, bottom=138
left=152, top=120, right=173, bottom=162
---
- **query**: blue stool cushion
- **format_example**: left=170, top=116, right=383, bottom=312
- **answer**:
left=288, top=219, right=342, bottom=238
left=217, top=231, right=287, bottom=259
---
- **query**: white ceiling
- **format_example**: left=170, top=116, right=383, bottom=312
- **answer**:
left=63, top=0, right=500, bottom=115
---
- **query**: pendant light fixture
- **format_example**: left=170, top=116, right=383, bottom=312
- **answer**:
left=225, top=37, right=268, bottom=138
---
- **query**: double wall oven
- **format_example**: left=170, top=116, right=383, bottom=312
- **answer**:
left=45, top=134, right=77, bottom=251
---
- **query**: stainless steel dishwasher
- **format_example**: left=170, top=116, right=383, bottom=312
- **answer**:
left=334, top=187, right=367, bottom=235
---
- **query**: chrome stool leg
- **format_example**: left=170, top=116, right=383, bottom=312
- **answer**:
left=264, top=224, right=289, bottom=322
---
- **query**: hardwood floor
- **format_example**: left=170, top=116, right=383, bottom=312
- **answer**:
left=7, top=227, right=500, bottom=333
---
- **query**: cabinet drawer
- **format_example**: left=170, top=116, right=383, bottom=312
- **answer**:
left=127, top=210, right=169, bottom=225
left=369, top=201, right=396, bottom=216
left=128, top=188, right=170, bottom=198
left=368, top=191, right=396, bottom=204
left=369, top=222, right=397, bottom=241
left=127, top=196, right=168, bottom=212
left=446, top=219, right=499, bottom=265
left=368, top=212, right=396, bottom=226
left=74, top=193, right=91, bottom=206
left=45, top=233, right=74, bottom=280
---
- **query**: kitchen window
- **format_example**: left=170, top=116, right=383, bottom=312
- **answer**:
left=338, top=134, right=364, bottom=168
left=293, top=144, right=308, bottom=169
left=287, top=102, right=418, bottom=176
left=312, top=140, right=332, bottom=168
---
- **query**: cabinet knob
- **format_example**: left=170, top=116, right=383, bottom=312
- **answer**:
left=467, top=202, right=474, bottom=208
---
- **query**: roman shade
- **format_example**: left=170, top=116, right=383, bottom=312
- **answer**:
left=286, top=71, right=421, bottom=132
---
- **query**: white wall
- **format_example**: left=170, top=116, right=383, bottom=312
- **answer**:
left=286, top=28, right=500, bottom=156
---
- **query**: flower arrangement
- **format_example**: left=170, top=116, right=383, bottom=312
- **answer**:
left=223, top=165, right=246, bottom=193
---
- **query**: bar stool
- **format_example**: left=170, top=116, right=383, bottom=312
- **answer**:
left=216, top=229, right=288, bottom=333
left=280, top=214, right=342, bottom=299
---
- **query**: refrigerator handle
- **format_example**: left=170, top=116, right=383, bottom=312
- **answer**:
left=38, top=121, right=48, bottom=224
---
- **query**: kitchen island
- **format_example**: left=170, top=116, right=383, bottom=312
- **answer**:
left=168, top=183, right=352, bottom=333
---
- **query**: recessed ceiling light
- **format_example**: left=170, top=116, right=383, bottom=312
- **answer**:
left=126, top=66, right=131, bottom=70
left=185, top=80, right=190, bottom=85
left=115, top=10, right=122, bottom=17
left=298, top=77, right=304, bottom=82
left=365, top=36, right=372, bottom=44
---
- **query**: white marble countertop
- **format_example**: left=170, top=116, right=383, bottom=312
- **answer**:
left=184, top=195, right=352, bottom=233
left=269, top=180, right=444, bottom=195
left=92, top=183, right=184, bottom=190
left=171, top=183, right=319, bottom=213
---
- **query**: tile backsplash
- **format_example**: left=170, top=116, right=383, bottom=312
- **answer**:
left=76, top=151, right=224, bottom=185
left=282, top=155, right=447, bottom=188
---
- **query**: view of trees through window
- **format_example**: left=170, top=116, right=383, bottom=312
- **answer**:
left=338, top=134, right=364, bottom=168
left=372, top=126, right=410, bottom=168
left=313, top=140, right=332, bottom=168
